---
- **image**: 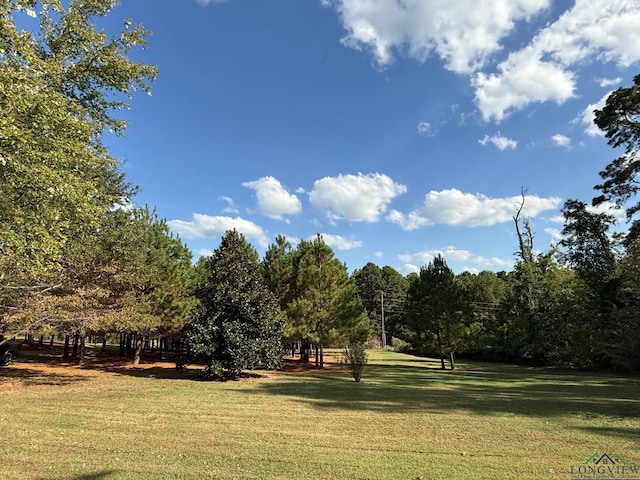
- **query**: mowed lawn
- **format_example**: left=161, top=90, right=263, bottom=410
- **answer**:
left=1, top=348, right=639, bottom=480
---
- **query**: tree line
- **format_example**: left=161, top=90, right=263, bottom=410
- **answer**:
left=3, top=1, right=640, bottom=376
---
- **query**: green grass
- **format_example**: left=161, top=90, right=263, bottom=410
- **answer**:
left=1, top=349, right=639, bottom=479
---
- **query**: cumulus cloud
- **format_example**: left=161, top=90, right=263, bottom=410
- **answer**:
left=578, top=92, right=610, bottom=136
left=328, top=0, right=549, bottom=73
left=599, top=77, right=622, bottom=87
left=167, top=214, right=269, bottom=248
left=551, top=134, right=571, bottom=147
left=327, top=1, right=640, bottom=122
left=242, top=176, right=302, bottom=220
left=479, top=132, right=517, bottom=150
left=473, top=1, right=640, bottom=121
left=309, top=173, right=407, bottom=222
left=314, top=233, right=363, bottom=250
left=398, top=246, right=513, bottom=272
left=387, top=189, right=562, bottom=230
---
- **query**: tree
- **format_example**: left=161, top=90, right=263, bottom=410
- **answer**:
left=353, top=263, right=384, bottom=343
left=593, top=74, right=640, bottom=219
left=287, top=235, right=369, bottom=367
left=407, top=254, right=470, bottom=370
left=183, top=230, right=284, bottom=379
left=0, top=0, right=157, bottom=314
left=380, top=266, right=410, bottom=345
left=560, top=200, right=617, bottom=286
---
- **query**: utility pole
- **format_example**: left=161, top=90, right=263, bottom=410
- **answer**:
left=380, top=290, right=386, bottom=348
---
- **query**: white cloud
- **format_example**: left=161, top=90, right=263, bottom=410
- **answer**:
left=544, top=228, right=563, bottom=242
left=417, top=121, right=431, bottom=135
left=374, top=251, right=383, bottom=258
left=328, top=0, right=549, bottom=74
left=167, top=214, right=269, bottom=248
left=218, top=196, right=239, bottom=214
left=599, top=77, right=622, bottom=87
left=551, top=134, right=571, bottom=147
left=242, top=176, right=302, bottom=220
left=197, top=248, right=214, bottom=258
left=473, top=48, right=575, bottom=122
left=387, top=189, right=562, bottom=230
left=309, top=173, right=407, bottom=222
left=479, top=132, right=517, bottom=150
left=473, top=0, right=640, bottom=121
left=398, top=246, right=513, bottom=271
left=587, top=200, right=625, bottom=221
left=578, top=92, right=610, bottom=136
left=314, top=233, right=363, bottom=250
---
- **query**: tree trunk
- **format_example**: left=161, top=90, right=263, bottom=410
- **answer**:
left=71, top=332, right=79, bottom=358
left=435, top=327, right=446, bottom=370
left=449, top=351, right=456, bottom=370
left=320, top=343, right=324, bottom=368
left=314, top=344, right=319, bottom=367
left=78, top=332, right=86, bottom=367
left=133, top=336, right=143, bottom=366
left=101, top=336, right=107, bottom=353
left=63, top=334, right=70, bottom=359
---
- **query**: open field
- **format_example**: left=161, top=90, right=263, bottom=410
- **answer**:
left=1, top=347, right=639, bottom=480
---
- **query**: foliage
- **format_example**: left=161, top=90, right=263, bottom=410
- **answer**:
left=0, top=0, right=156, bottom=318
left=353, top=262, right=384, bottom=340
left=340, top=342, right=368, bottom=382
left=183, top=230, right=284, bottom=379
left=406, top=254, right=470, bottom=369
left=286, top=235, right=370, bottom=365
left=593, top=73, right=640, bottom=219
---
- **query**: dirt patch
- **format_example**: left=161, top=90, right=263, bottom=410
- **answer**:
left=0, top=345, right=344, bottom=393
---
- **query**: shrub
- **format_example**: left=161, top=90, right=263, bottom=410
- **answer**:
left=341, top=342, right=368, bottom=382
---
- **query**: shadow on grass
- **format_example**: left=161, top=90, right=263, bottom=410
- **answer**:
left=8, top=345, right=272, bottom=382
left=250, top=360, right=640, bottom=420
left=0, top=365, right=93, bottom=387
left=36, top=470, right=119, bottom=480
left=576, top=426, right=640, bottom=440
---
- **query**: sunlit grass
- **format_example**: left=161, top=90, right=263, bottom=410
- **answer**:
left=1, top=348, right=638, bottom=479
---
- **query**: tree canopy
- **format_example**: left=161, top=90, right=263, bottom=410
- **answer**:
left=184, top=230, right=284, bottom=379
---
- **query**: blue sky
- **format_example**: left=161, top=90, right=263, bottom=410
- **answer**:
left=93, top=0, right=640, bottom=274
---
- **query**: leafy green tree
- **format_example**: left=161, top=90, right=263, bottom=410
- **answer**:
left=593, top=74, right=640, bottom=219
left=183, top=230, right=284, bottom=379
left=114, top=208, right=197, bottom=365
left=380, top=266, right=410, bottom=345
left=456, top=270, right=508, bottom=359
left=560, top=200, right=617, bottom=286
left=353, top=262, right=384, bottom=343
left=288, top=235, right=369, bottom=367
left=0, top=0, right=156, bottom=315
left=407, top=254, right=470, bottom=370
left=607, top=238, right=640, bottom=371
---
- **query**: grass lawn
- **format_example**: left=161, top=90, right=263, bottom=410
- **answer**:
left=1, top=347, right=639, bottom=480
